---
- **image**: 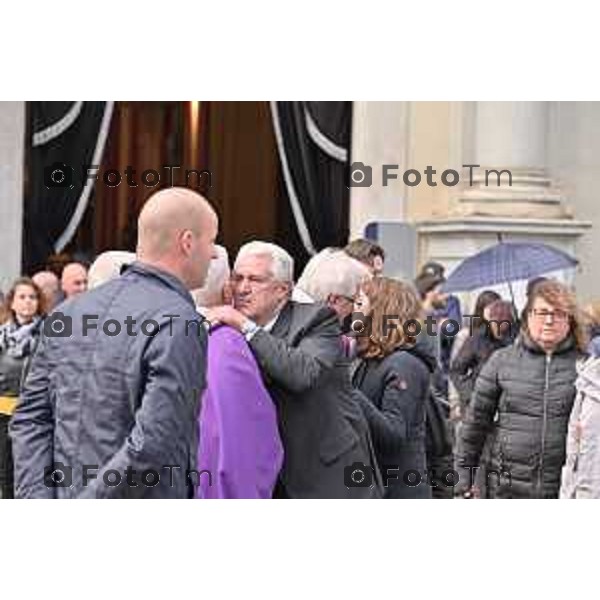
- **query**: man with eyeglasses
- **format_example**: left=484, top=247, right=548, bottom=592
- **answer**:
left=206, top=241, right=380, bottom=499
left=457, top=279, right=583, bottom=499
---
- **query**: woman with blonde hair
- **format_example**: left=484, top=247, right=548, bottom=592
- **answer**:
left=352, top=277, right=436, bottom=498
left=0, top=277, right=47, bottom=499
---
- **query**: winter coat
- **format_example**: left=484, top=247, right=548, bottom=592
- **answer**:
left=560, top=357, right=600, bottom=498
left=458, top=331, right=578, bottom=498
left=352, top=335, right=436, bottom=498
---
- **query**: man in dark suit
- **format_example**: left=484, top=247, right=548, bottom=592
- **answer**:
left=207, top=241, right=381, bottom=499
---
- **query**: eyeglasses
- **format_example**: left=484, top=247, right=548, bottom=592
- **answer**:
left=530, top=308, right=569, bottom=323
left=231, top=274, right=275, bottom=289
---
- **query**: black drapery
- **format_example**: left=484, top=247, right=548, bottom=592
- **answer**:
left=23, top=101, right=114, bottom=273
left=271, top=101, right=352, bottom=256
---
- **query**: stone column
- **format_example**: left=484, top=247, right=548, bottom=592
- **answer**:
left=453, top=101, right=569, bottom=219
left=349, top=101, right=411, bottom=237
left=0, top=102, right=25, bottom=293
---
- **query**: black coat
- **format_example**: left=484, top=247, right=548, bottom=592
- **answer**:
left=449, top=325, right=513, bottom=410
left=457, top=332, right=578, bottom=498
left=352, top=339, right=436, bottom=498
left=249, top=301, right=381, bottom=499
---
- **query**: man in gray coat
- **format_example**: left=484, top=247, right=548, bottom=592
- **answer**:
left=10, top=188, right=218, bottom=498
left=207, top=241, right=381, bottom=499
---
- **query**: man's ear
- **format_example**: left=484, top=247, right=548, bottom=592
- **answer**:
left=180, top=229, right=194, bottom=255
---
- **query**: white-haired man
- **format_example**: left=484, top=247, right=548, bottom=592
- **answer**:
left=87, top=251, right=136, bottom=290
left=294, top=248, right=370, bottom=336
left=207, top=241, right=381, bottom=499
left=192, top=245, right=283, bottom=499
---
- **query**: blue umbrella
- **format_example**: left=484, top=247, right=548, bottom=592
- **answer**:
left=442, top=241, right=578, bottom=293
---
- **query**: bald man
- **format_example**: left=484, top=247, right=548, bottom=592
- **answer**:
left=11, top=187, right=218, bottom=499
left=32, top=270, right=60, bottom=311
left=61, top=262, right=88, bottom=299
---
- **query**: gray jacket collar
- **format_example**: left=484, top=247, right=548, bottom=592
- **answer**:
left=124, top=261, right=195, bottom=307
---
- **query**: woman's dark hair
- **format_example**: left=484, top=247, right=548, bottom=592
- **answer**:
left=526, top=276, right=548, bottom=299
left=473, top=290, right=502, bottom=324
left=0, top=277, right=47, bottom=324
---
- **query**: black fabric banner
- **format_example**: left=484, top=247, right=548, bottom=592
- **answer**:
left=23, top=101, right=113, bottom=273
left=271, top=101, right=352, bottom=255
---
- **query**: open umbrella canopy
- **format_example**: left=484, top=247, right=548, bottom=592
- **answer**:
left=442, top=242, right=578, bottom=293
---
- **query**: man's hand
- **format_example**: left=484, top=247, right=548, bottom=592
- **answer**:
left=204, top=305, right=249, bottom=332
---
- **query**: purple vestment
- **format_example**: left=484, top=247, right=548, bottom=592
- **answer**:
left=196, top=325, right=283, bottom=498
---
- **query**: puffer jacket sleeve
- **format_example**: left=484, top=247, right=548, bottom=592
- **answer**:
left=458, top=348, right=504, bottom=469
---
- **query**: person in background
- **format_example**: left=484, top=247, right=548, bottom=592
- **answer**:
left=31, top=271, right=61, bottom=312
left=344, top=238, right=385, bottom=276
left=193, top=245, right=283, bottom=499
left=293, top=247, right=371, bottom=354
left=0, top=277, right=47, bottom=499
left=60, top=262, right=88, bottom=299
left=291, top=247, right=381, bottom=491
left=582, top=300, right=600, bottom=358
left=87, top=251, right=136, bottom=290
left=415, top=261, right=462, bottom=373
left=450, top=300, right=516, bottom=498
left=352, top=277, right=434, bottom=498
left=458, top=280, right=584, bottom=498
left=449, top=294, right=509, bottom=418
left=448, top=290, right=502, bottom=423
left=560, top=353, right=600, bottom=498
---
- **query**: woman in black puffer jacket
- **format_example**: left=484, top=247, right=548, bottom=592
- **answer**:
left=0, top=277, right=46, bottom=499
left=457, top=280, right=584, bottom=499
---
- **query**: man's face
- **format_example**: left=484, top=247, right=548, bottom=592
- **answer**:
left=427, top=284, right=448, bottom=310
left=62, top=266, right=88, bottom=298
left=327, top=293, right=356, bottom=323
left=528, top=296, right=570, bottom=350
left=371, top=255, right=384, bottom=276
left=232, top=254, right=290, bottom=325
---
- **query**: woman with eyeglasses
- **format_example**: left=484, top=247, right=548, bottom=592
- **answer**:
left=457, top=279, right=585, bottom=499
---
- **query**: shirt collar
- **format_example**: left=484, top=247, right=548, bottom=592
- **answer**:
left=263, top=311, right=281, bottom=333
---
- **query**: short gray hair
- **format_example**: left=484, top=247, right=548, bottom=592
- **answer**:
left=295, top=248, right=371, bottom=303
left=235, top=241, right=294, bottom=283
left=88, top=251, right=135, bottom=289
left=191, top=245, right=230, bottom=307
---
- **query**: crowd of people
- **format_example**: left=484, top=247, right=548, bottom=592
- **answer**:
left=1, top=186, right=600, bottom=499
